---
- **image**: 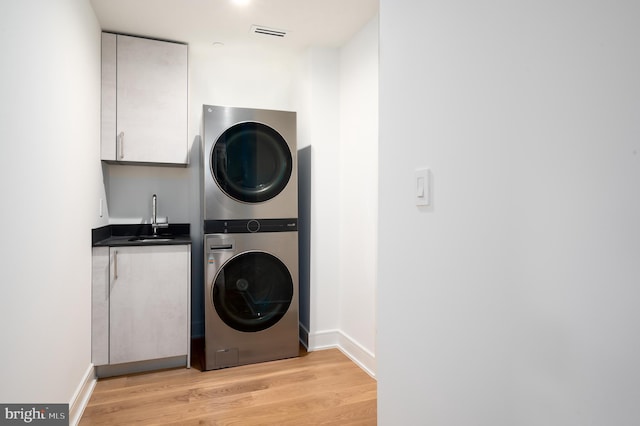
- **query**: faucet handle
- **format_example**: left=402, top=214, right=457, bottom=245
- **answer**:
left=154, top=216, right=169, bottom=227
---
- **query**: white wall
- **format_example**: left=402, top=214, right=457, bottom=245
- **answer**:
left=189, top=43, right=297, bottom=113
left=338, top=16, right=379, bottom=374
left=294, top=16, right=379, bottom=376
left=378, top=1, right=640, bottom=425
left=0, top=0, right=104, bottom=412
left=295, top=48, right=342, bottom=348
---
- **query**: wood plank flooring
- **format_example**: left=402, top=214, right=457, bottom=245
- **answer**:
left=80, top=344, right=377, bottom=425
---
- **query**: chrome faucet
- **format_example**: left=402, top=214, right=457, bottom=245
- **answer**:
left=151, top=194, right=169, bottom=235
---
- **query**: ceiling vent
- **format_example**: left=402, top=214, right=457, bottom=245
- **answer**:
left=250, top=25, right=287, bottom=38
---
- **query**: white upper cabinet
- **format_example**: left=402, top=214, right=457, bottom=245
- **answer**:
left=101, top=33, right=188, bottom=165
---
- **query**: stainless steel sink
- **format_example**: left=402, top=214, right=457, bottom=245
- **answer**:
left=128, top=235, right=175, bottom=243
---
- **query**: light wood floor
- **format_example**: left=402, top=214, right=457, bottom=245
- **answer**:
left=80, top=344, right=377, bottom=425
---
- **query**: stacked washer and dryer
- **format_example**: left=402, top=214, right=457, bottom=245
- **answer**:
left=202, top=105, right=299, bottom=370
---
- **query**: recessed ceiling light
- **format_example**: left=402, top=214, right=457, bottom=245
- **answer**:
left=212, top=42, right=225, bottom=47
left=231, top=0, right=250, bottom=6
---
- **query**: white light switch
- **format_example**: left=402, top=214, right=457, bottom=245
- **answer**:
left=415, top=168, right=430, bottom=206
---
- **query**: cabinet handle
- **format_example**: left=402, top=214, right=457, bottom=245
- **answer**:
left=113, top=250, right=118, bottom=280
left=118, top=131, right=124, bottom=159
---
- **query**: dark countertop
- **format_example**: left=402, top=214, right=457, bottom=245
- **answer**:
left=92, top=223, right=191, bottom=247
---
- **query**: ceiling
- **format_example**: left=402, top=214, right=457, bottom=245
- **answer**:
left=90, top=0, right=378, bottom=51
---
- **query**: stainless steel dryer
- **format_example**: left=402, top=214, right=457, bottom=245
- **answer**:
left=202, top=105, right=297, bottom=220
left=204, top=219, right=299, bottom=370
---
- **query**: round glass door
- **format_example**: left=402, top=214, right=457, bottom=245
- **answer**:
left=211, top=122, right=292, bottom=203
left=213, top=251, right=293, bottom=332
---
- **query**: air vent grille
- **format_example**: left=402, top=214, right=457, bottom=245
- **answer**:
left=250, top=25, right=287, bottom=38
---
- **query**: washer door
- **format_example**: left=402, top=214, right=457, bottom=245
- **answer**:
left=213, top=251, right=293, bottom=332
left=211, top=122, right=293, bottom=203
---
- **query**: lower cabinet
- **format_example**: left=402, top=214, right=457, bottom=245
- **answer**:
left=92, top=244, right=191, bottom=375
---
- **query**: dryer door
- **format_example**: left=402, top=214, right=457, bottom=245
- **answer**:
left=211, top=122, right=292, bottom=203
left=213, top=251, right=293, bottom=332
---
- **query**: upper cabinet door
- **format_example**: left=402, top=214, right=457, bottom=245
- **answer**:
left=101, top=33, right=117, bottom=161
left=101, top=33, right=188, bottom=165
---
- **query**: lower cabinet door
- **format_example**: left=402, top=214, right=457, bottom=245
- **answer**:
left=109, top=245, right=189, bottom=364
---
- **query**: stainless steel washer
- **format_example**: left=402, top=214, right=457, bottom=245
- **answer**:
left=204, top=220, right=299, bottom=370
left=202, top=105, right=297, bottom=220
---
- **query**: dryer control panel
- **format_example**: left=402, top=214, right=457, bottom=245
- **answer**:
left=204, top=218, right=297, bottom=234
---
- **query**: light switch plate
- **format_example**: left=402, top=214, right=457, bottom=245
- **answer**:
left=415, top=168, right=430, bottom=206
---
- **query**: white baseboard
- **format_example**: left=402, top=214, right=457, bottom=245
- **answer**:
left=69, top=363, right=96, bottom=426
left=337, top=331, right=376, bottom=379
left=308, top=329, right=376, bottom=379
left=309, top=328, right=340, bottom=350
